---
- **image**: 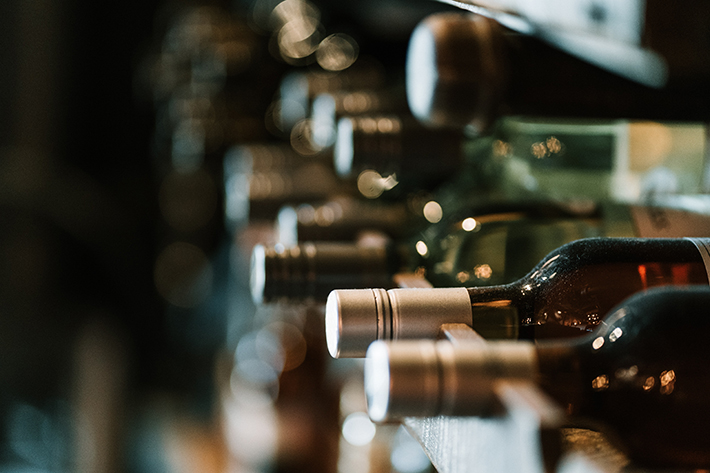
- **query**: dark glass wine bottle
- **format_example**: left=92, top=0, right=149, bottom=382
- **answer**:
left=406, top=12, right=710, bottom=133
left=251, top=200, right=612, bottom=304
left=334, top=114, right=468, bottom=196
left=326, top=237, right=710, bottom=357
left=364, top=285, right=710, bottom=468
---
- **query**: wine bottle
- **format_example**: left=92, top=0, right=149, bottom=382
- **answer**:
left=277, top=60, right=387, bottom=134
left=363, top=285, right=710, bottom=468
left=406, top=12, right=710, bottom=133
left=275, top=196, right=423, bottom=247
left=326, top=237, right=710, bottom=357
left=255, top=201, right=710, bottom=305
left=252, top=200, right=609, bottom=304
left=223, top=144, right=349, bottom=231
left=334, top=114, right=468, bottom=195
left=335, top=110, right=708, bottom=205
left=310, top=88, right=409, bottom=150
left=250, top=242, right=400, bottom=305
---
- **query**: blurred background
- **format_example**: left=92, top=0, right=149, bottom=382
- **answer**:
left=0, top=0, right=456, bottom=472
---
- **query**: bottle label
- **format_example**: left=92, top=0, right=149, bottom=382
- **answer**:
left=686, top=238, right=710, bottom=283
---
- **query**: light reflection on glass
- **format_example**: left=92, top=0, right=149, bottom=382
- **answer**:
left=357, top=170, right=398, bottom=199
left=531, top=142, right=548, bottom=159
left=546, top=136, right=563, bottom=154
left=609, top=327, right=623, bottom=342
left=461, top=217, right=478, bottom=232
left=530, top=136, right=564, bottom=159
left=415, top=241, right=428, bottom=257
left=660, top=370, right=676, bottom=395
left=290, top=118, right=323, bottom=155
left=493, top=139, right=511, bottom=157
left=592, top=337, right=605, bottom=350
left=474, top=264, right=492, bottom=280
left=377, top=117, right=396, bottom=133
left=343, top=92, right=372, bottom=113
left=642, top=376, right=655, bottom=391
left=317, top=33, right=359, bottom=71
left=422, top=201, right=443, bottom=223
left=297, top=204, right=316, bottom=224
left=615, top=365, right=638, bottom=381
left=591, top=374, right=609, bottom=391
left=341, top=412, right=376, bottom=446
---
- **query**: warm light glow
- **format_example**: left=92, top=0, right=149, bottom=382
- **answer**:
left=474, top=264, right=492, bottom=280
left=660, top=370, right=676, bottom=395
left=493, top=140, right=511, bottom=157
left=290, top=119, right=322, bottom=155
left=591, top=374, right=609, bottom=391
left=456, top=271, right=470, bottom=283
left=531, top=142, right=548, bottom=159
left=415, top=241, right=428, bottom=257
left=609, top=327, right=623, bottom=342
left=462, top=217, right=478, bottom=231
left=423, top=201, right=443, bottom=223
left=343, top=92, right=372, bottom=113
left=405, top=21, right=438, bottom=123
left=316, top=33, right=358, bottom=71
left=314, top=205, right=335, bottom=226
left=297, top=204, right=316, bottom=224
left=356, top=170, right=398, bottom=199
left=546, top=136, right=563, bottom=154
left=643, top=376, right=655, bottom=391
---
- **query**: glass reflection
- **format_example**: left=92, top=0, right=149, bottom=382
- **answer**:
left=317, top=34, right=359, bottom=71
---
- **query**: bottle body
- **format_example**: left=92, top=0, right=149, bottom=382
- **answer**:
left=535, top=286, right=710, bottom=468
left=470, top=237, right=709, bottom=338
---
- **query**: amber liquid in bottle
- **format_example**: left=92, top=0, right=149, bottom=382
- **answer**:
left=535, top=286, right=710, bottom=468
left=466, top=238, right=709, bottom=339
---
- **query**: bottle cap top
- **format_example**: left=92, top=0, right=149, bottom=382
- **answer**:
left=325, top=287, right=473, bottom=358
left=250, top=243, right=393, bottom=304
left=406, top=13, right=507, bottom=132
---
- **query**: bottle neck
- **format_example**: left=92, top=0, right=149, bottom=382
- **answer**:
left=466, top=285, right=528, bottom=339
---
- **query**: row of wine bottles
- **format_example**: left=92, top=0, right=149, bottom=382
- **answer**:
left=238, top=4, right=710, bottom=472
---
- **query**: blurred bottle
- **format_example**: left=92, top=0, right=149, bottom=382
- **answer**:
left=364, top=286, right=710, bottom=468
left=406, top=12, right=710, bottom=134
left=494, top=118, right=709, bottom=203
left=310, top=88, right=410, bottom=152
left=224, top=143, right=351, bottom=233
left=277, top=59, right=388, bottom=136
left=334, top=112, right=708, bottom=208
left=327, top=237, right=710, bottom=357
left=275, top=196, right=425, bottom=247
left=334, top=114, right=470, bottom=197
left=252, top=199, right=710, bottom=306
